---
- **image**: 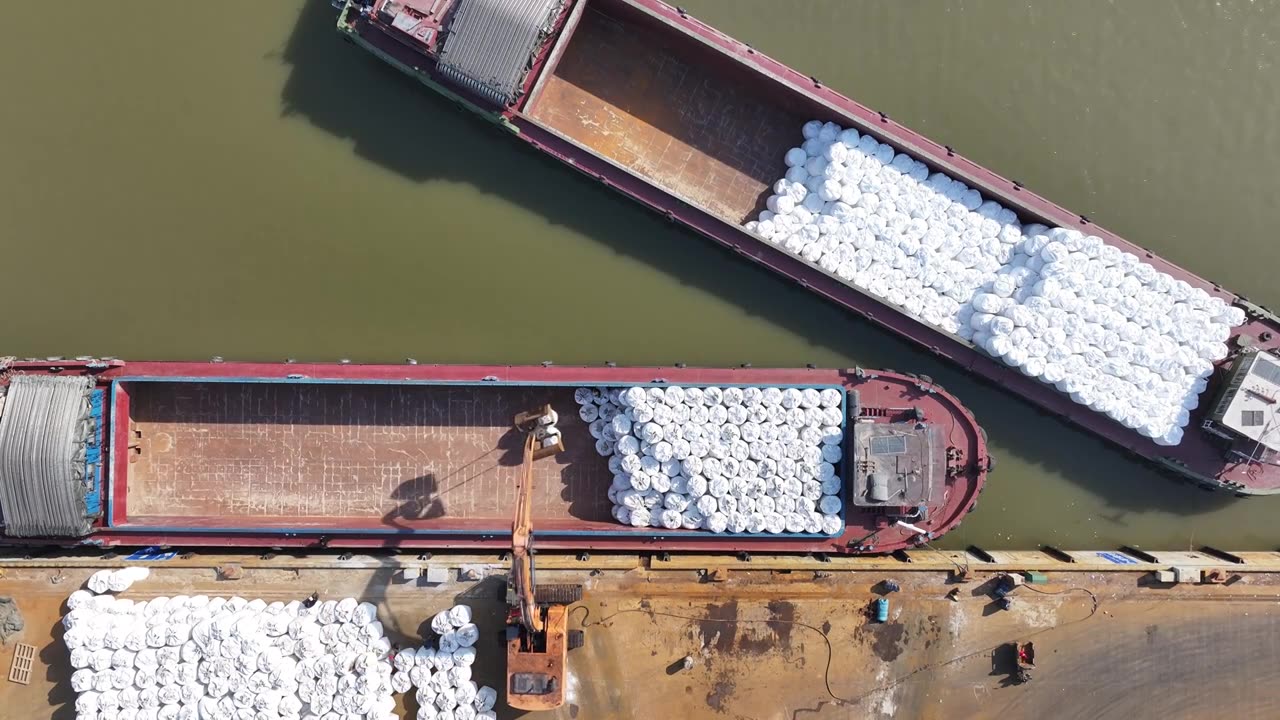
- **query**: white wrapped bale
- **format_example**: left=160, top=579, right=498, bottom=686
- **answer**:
left=87, top=570, right=114, bottom=595
left=584, top=385, right=845, bottom=535
left=745, top=120, right=1248, bottom=444
left=980, top=229, right=1246, bottom=442
left=60, top=592, right=427, bottom=720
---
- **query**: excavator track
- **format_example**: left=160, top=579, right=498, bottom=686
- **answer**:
left=535, top=583, right=584, bottom=606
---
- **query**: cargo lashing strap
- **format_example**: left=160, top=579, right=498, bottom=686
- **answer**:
left=0, top=375, right=97, bottom=537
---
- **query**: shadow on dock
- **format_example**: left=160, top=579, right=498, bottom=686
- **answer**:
left=276, top=2, right=1234, bottom=519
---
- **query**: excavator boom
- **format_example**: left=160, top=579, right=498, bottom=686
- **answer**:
left=506, top=406, right=579, bottom=712
left=511, top=433, right=541, bottom=634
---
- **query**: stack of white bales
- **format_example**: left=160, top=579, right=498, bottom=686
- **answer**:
left=745, top=120, right=1022, bottom=336
left=576, top=386, right=845, bottom=535
left=64, top=590, right=396, bottom=720
left=391, top=605, right=498, bottom=720
left=62, top=584, right=494, bottom=720
left=745, top=120, right=1247, bottom=445
left=971, top=227, right=1245, bottom=445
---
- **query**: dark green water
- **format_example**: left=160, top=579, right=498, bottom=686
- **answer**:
left=2, top=1, right=1278, bottom=548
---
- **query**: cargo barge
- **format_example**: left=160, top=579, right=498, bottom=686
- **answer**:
left=334, top=0, right=1280, bottom=494
left=0, top=358, right=987, bottom=554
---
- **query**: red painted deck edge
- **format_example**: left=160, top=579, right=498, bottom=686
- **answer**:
left=109, top=383, right=131, bottom=529
left=1, top=360, right=987, bottom=555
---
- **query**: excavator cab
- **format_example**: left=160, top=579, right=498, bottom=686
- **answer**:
left=506, top=406, right=583, bottom=712
left=505, top=585, right=584, bottom=708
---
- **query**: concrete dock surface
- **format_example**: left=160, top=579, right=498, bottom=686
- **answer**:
left=1, top=552, right=1278, bottom=719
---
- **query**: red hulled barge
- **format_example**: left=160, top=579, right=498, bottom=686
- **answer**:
left=334, top=0, right=1280, bottom=494
left=0, top=358, right=987, bottom=554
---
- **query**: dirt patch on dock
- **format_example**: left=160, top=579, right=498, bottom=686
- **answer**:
left=699, top=600, right=739, bottom=654
left=860, top=621, right=908, bottom=662
left=0, top=597, right=24, bottom=642
left=705, top=673, right=737, bottom=713
left=698, top=599, right=798, bottom=656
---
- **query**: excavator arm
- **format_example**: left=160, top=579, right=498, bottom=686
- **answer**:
left=506, top=405, right=581, bottom=712
left=511, top=432, right=542, bottom=634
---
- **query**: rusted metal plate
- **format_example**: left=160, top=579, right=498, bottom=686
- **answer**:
left=526, top=7, right=801, bottom=225
left=124, top=382, right=612, bottom=528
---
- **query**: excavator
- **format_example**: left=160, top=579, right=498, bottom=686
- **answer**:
left=506, top=405, right=583, bottom=711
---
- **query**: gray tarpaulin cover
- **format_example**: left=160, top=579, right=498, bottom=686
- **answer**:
left=0, top=375, right=96, bottom=536
left=437, top=0, right=565, bottom=106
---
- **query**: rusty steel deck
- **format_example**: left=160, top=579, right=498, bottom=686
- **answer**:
left=122, top=382, right=612, bottom=530
left=526, top=6, right=800, bottom=224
